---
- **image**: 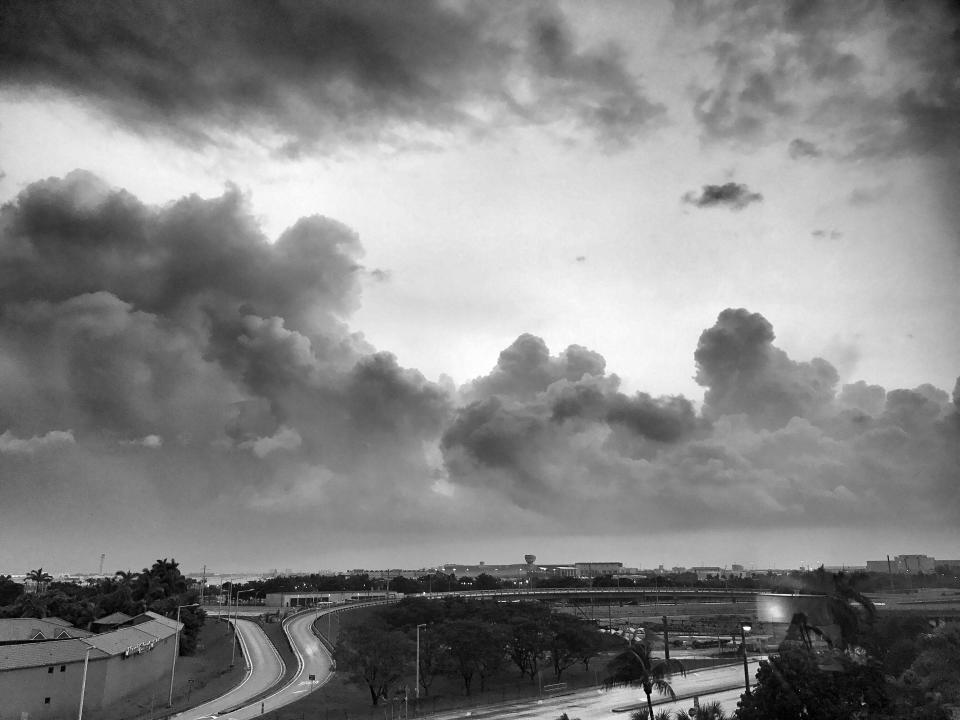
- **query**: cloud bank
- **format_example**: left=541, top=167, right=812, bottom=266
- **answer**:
left=0, top=172, right=956, bottom=551
left=0, top=1, right=663, bottom=153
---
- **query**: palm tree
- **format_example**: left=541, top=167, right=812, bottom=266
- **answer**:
left=605, top=641, right=686, bottom=720
left=114, top=569, right=137, bottom=586
left=787, top=570, right=876, bottom=653
left=26, top=567, right=53, bottom=594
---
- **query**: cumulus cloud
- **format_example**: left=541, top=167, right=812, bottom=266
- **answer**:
left=442, top=309, right=958, bottom=533
left=240, top=425, right=302, bottom=458
left=0, top=170, right=451, bottom=537
left=682, top=182, right=763, bottom=210
left=122, top=434, right=164, bottom=448
left=694, top=308, right=839, bottom=428
left=0, top=429, right=74, bottom=454
left=1, top=172, right=956, bottom=548
left=0, top=1, right=664, bottom=152
left=463, top=334, right=606, bottom=403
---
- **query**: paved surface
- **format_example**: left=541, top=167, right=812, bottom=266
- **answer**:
left=179, top=618, right=285, bottom=719
left=183, top=609, right=334, bottom=720
left=425, top=660, right=760, bottom=720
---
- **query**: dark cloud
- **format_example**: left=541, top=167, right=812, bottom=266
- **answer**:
left=0, top=1, right=664, bottom=152
left=838, top=381, right=886, bottom=416
left=524, top=10, right=666, bottom=148
left=789, top=138, right=822, bottom=159
left=694, top=308, right=839, bottom=428
left=682, top=182, right=763, bottom=210
left=0, top=170, right=451, bottom=530
left=679, top=0, right=960, bottom=178
left=1, top=174, right=956, bottom=547
left=441, top=310, right=958, bottom=532
left=463, top=334, right=607, bottom=403
left=345, top=352, right=450, bottom=438
left=605, top=393, right=699, bottom=443
left=441, top=397, right=556, bottom=509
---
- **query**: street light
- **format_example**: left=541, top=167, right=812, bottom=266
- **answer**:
left=77, top=646, right=93, bottom=720
left=740, top=624, right=752, bottom=696
left=415, top=623, right=427, bottom=706
left=230, top=589, right=254, bottom=667
left=169, top=603, right=200, bottom=707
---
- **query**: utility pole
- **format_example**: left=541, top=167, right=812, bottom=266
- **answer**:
left=662, top=616, right=670, bottom=661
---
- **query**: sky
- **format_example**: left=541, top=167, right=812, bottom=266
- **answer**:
left=0, top=0, right=958, bottom=576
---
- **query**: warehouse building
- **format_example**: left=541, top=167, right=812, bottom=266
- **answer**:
left=0, top=611, right=180, bottom=719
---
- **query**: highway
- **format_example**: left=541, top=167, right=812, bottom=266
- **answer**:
left=183, top=609, right=334, bottom=719
left=425, top=660, right=760, bottom=720
left=180, top=618, right=285, bottom=719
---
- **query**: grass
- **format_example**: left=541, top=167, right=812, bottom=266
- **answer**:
left=95, top=617, right=245, bottom=720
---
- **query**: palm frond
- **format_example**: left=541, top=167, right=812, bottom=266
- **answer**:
left=652, top=678, right=677, bottom=700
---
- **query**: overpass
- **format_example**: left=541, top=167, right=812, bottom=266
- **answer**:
left=425, top=586, right=760, bottom=604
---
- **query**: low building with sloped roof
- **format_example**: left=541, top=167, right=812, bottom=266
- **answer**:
left=0, top=612, right=181, bottom=719
left=0, top=618, right=93, bottom=644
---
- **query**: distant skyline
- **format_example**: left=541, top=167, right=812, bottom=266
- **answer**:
left=1, top=1, right=957, bottom=577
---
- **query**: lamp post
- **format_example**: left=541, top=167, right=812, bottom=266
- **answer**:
left=740, top=624, right=752, bottom=696
left=415, top=623, right=426, bottom=707
left=169, top=603, right=199, bottom=707
left=230, top=589, right=254, bottom=667
left=662, top=615, right=670, bottom=662
left=77, top=646, right=92, bottom=720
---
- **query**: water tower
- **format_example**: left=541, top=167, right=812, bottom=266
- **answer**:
left=524, top=554, right=537, bottom=590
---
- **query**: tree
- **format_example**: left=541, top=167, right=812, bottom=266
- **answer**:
left=604, top=641, right=686, bottom=720
left=505, top=603, right=554, bottom=679
left=734, top=647, right=886, bottom=720
left=388, top=575, right=422, bottom=595
left=413, top=624, right=445, bottom=697
left=334, top=621, right=413, bottom=705
left=27, top=567, right=53, bottom=593
left=474, top=573, right=501, bottom=591
left=0, top=574, right=24, bottom=605
left=905, top=623, right=960, bottom=706
left=549, top=614, right=604, bottom=681
left=438, top=619, right=507, bottom=695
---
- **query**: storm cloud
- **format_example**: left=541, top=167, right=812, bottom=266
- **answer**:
left=0, top=171, right=452, bottom=530
left=0, top=172, right=956, bottom=549
left=441, top=311, right=958, bottom=533
left=0, top=1, right=664, bottom=152
left=682, top=182, right=763, bottom=211
left=678, top=1, right=960, bottom=165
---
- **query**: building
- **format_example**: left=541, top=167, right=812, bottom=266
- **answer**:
left=866, top=554, right=939, bottom=574
left=574, top=562, right=623, bottom=577
left=0, top=618, right=92, bottom=645
left=0, top=611, right=181, bottom=719
left=690, top=566, right=724, bottom=580
left=265, top=590, right=401, bottom=607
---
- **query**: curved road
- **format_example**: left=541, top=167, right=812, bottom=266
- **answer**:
left=185, top=609, right=335, bottom=719
left=179, top=618, right=284, bottom=720
left=425, top=660, right=761, bottom=720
